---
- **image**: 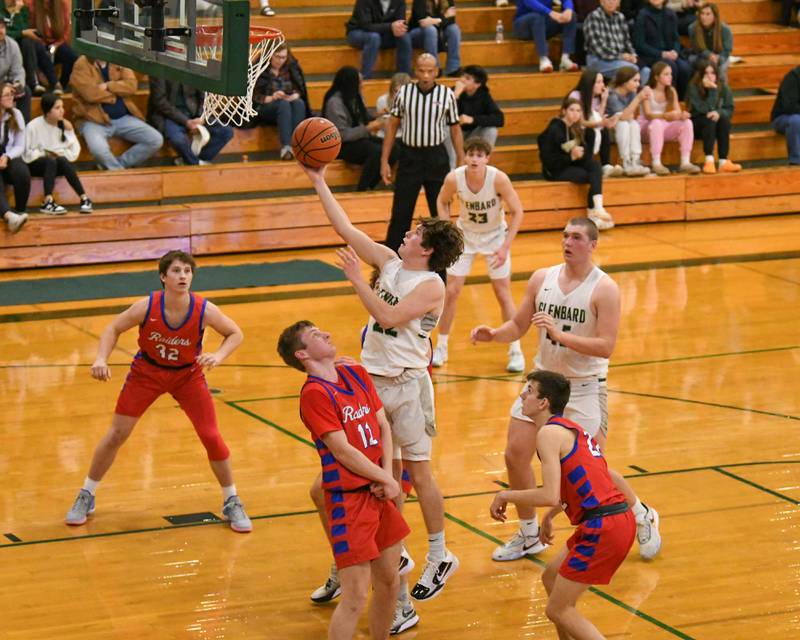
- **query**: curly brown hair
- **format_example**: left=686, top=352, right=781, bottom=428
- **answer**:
left=418, top=217, right=464, bottom=273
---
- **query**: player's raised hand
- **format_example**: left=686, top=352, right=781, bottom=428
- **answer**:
left=540, top=515, right=556, bottom=545
left=91, top=359, right=111, bottom=381
left=335, top=246, right=364, bottom=284
left=298, top=161, right=327, bottom=183
left=470, top=324, right=496, bottom=344
left=489, top=492, right=508, bottom=522
left=196, top=352, right=222, bottom=371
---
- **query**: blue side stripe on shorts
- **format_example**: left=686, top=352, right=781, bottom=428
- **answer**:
left=582, top=534, right=600, bottom=543
left=315, top=439, right=326, bottom=451
left=584, top=517, right=603, bottom=529
left=331, top=507, right=346, bottom=520
left=331, top=524, right=347, bottom=537
left=333, top=541, right=350, bottom=555
left=321, top=453, right=336, bottom=466
left=323, top=469, right=341, bottom=483
left=582, top=495, right=601, bottom=509
left=575, top=544, right=596, bottom=558
left=568, top=557, right=588, bottom=572
left=330, top=492, right=344, bottom=504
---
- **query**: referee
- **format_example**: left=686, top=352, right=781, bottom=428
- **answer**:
left=380, top=53, right=465, bottom=253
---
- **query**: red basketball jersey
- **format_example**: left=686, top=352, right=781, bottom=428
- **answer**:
left=550, top=416, right=626, bottom=526
left=300, top=365, right=384, bottom=491
left=137, top=291, right=207, bottom=368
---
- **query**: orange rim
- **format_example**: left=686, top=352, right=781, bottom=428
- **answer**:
left=195, top=24, right=282, bottom=46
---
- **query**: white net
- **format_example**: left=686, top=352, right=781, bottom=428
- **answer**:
left=196, top=25, right=284, bottom=127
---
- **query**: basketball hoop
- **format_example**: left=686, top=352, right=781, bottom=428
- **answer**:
left=196, top=25, right=284, bottom=127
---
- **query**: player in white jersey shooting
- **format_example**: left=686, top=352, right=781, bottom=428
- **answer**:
left=471, top=218, right=661, bottom=563
left=431, top=137, right=526, bottom=373
left=301, top=163, right=464, bottom=634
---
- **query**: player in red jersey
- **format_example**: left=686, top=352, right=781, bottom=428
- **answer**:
left=277, top=321, right=410, bottom=640
left=65, top=250, right=252, bottom=533
left=490, top=370, right=635, bottom=639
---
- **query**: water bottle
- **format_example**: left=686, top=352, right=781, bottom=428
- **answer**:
left=495, top=19, right=504, bottom=44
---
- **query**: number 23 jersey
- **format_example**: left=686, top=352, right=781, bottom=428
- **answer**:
left=137, top=291, right=206, bottom=367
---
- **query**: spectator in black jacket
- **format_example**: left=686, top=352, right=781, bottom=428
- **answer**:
left=408, top=0, right=461, bottom=77
left=771, top=65, right=800, bottom=164
left=538, top=96, right=614, bottom=229
left=148, top=78, right=233, bottom=165
left=633, top=0, right=691, bottom=99
left=346, top=0, right=412, bottom=80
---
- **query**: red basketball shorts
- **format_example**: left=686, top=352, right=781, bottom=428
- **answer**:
left=324, top=488, right=410, bottom=570
left=559, top=510, right=636, bottom=585
left=115, top=358, right=230, bottom=461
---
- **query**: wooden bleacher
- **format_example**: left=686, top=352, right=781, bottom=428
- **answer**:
left=2, top=0, right=799, bottom=269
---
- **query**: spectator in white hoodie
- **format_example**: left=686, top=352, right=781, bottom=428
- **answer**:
left=23, top=92, right=92, bottom=214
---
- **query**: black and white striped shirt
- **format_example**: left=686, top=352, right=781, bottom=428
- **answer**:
left=390, top=82, right=459, bottom=148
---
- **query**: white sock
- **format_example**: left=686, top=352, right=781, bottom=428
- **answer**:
left=631, top=498, right=646, bottom=523
left=83, top=477, right=100, bottom=495
left=519, top=517, right=539, bottom=538
left=592, top=194, right=604, bottom=210
left=652, top=154, right=662, bottom=166
left=260, top=0, right=271, bottom=6
left=428, top=530, right=446, bottom=562
left=437, top=334, right=449, bottom=349
left=719, top=158, right=728, bottom=167
left=222, top=484, right=237, bottom=500
left=509, top=340, right=522, bottom=355
left=397, top=582, right=411, bottom=606
left=705, top=155, right=714, bottom=163
left=330, top=561, right=339, bottom=581
left=680, top=154, right=691, bottom=165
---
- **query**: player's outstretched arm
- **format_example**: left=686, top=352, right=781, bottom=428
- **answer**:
left=301, top=163, right=395, bottom=269
left=380, top=115, right=400, bottom=184
left=322, top=430, right=400, bottom=497
left=436, top=171, right=458, bottom=219
left=197, top=302, right=243, bottom=370
left=471, top=268, right=544, bottom=344
left=91, top=297, right=149, bottom=381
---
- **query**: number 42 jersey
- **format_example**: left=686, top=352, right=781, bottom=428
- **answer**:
left=137, top=290, right=206, bottom=368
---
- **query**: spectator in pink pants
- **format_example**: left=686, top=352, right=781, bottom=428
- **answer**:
left=638, top=61, right=701, bottom=175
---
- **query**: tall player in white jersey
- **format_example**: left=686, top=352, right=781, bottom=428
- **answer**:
left=471, top=218, right=662, bottom=562
left=431, top=138, right=526, bottom=372
left=301, top=162, right=464, bottom=634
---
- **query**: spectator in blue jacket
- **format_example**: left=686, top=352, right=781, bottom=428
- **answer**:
left=513, top=0, right=580, bottom=73
left=633, top=0, right=691, bottom=99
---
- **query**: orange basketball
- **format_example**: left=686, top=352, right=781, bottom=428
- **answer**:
left=291, top=117, right=342, bottom=168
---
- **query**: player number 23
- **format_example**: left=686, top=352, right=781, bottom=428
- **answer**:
left=155, top=344, right=179, bottom=361
left=357, top=423, right=379, bottom=449
left=468, top=211, right=488, bottom=224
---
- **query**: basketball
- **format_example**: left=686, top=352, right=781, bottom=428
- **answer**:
left=291, top=117, right=342, bottom=168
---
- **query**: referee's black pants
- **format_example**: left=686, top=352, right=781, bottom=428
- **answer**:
left=385, top=143, right=450, bottom=252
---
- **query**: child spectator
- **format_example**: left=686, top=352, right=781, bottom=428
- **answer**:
left=513, top=0, right=579, bottom=73
left=375, top=71, right=411, bottom=138
left=569, top=69, right=623, bottom=177
left=687, top=60, right=740, bottom=173
left=634, top=0, right=691, bottom=99
left=687, top=2, right=732, bottom=81
left=771, top=65, right=800, bottom=165
left=0, top=82, right=29, bottom=225
left=454, top=65, right=504, bottom=145
left=607, top=66, right=651, bottom=175
left=322, top=65, right=392, bottom=191
left=408, top=0, right=462, bottom=77
left=248, top=43, right=311, bottom=160
left=26, top=0, right=77, bottom=92
left=23, top=92, right=92, bottom=213
left=638, top=60, right=700, bottom=174
left=538, top=96, right=614, bottom=229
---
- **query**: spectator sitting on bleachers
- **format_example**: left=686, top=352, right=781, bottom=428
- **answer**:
left=26, top=0, right=76, bottom=92
left=0, top=82, right=29, bottom=229
left=513, top=0, right=580, bottom=73
left=770, top=65, right=800, bottom=165
left=687, top=2, right=732, bottom=82
left=408, top=0, right=462, bottom=77
left=346, top=0, right=412, bottom=80
left=322, top=65, right=393, bottom=191
left=0, top=17, right=29, bottom=121
left=779, top=0, right=799, bottom=27
left=568, top=68, right=624, bottom=177
left=453, top=65, right=504, bottom=146
left=538, top=96, right=614, bottom=229
left=583, top=0, right=647, bottom=82
left=633, top=0, right=691, bottom=99
left=572, top=0, right=598, bottom=67
left=638, top=60, right=700, bottom=174
left=1, top=0, right=43, bottom=99
left=606, top=66, right=651, bottom=175
left=23, top=92, right=93, bottom=213
left=70, top=55, right=163, bottom=170
left=665, top=0, right=697, bottom=35
left=686, top=59, right=740, bottom=173
left=375, top=71, right=411, bottom=138
left=148, top=78, right=233, bottom=166
left=248, top=43, right=311, bottom=161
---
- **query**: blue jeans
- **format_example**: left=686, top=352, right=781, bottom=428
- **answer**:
left=514, top=11, right=577, bottom=58
left=79, top=115, right=164, bottom=170
left=163, top=119, right=234, bottom=164
left=586, top=54, right=650, bottom=84
left=252, top=99, right=306, bottom=147
left=409, top=23, right=462, bottom=75
left=773, top=114, right=800, bottom=164
left=346, top=29, right=412, bottom=79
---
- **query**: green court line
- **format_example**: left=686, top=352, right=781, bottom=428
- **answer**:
left=443, top=512, right=696, bottom=639
left=610, top=345, right=800, bottom=369
left=225, top=400, right=315, bottom=449
left=712, top=467, right=799, bottom=506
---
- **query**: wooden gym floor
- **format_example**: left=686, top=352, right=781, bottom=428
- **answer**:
left=1, top=214, right=799, bottom=639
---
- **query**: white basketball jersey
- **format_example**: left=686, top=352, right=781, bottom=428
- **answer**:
left=361, top=258, right=444, bottom=377
left=455, top=165, right=506, bottom=234
left=533, top=264, right=609, bottom=378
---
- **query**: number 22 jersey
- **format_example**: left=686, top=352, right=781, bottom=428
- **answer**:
left=137, top=291, right=207, bottom=368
